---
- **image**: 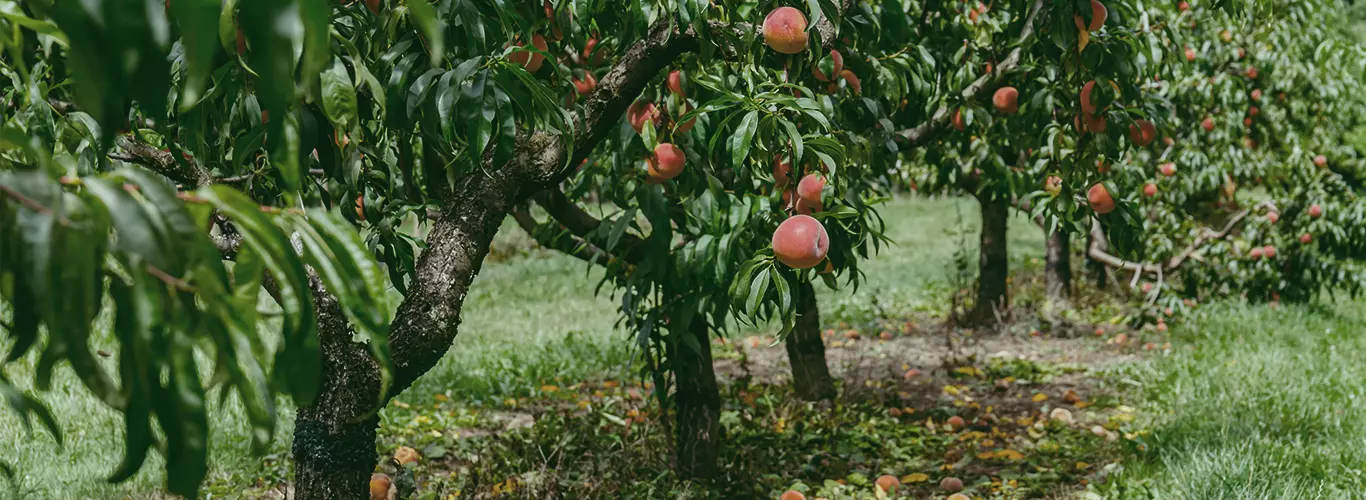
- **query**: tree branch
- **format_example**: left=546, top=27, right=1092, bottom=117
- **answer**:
left=511, top=208, right=614, bottom=267
left=1087, top=201, right=1275, bottom=277
left=110, top=136, right=215, bottom=187
left=895, top=0, right=1046, bottom=145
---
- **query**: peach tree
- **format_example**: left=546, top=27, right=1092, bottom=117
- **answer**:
left=1089, top=0, right=1366, bottom=327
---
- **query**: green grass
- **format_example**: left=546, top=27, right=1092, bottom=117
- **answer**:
left=1097, top=300, right=1366, bottom=499
left=0, top=195, right=1047, bottom=497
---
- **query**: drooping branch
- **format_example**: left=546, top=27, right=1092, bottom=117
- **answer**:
left=511, top=208, right=614, bottom=267
left=895, top=0, right=1046, bottom=145
left=1087, top=201, right=1276, bottom=277
left=109, top=136, right=214, bottom=187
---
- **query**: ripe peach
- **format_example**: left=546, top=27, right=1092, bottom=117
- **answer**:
left=1246, top=66, right=1259, bottom=79
left=1074, top=0, right=1107, bottom=32
left=1088, top=183, right=1116, bottom=214
left=676, top=106, right=697, bottom=134
left=1160, top=163, right=1176, bottom=177
left=1185, top=47, right=1197, bottom=62
left=1221, top=29, right=1233, bottom=42
left=1249, top=106, right=1259, bottom=117
left=779, top=491, right=806, bottom=500
left=1142, top=282, right=1153, bottom=293
left=573, top=73, right=597, bottom=95
left=1267, top=212, right=1279, bottom=224
left=968, top=7, right=979, bottom=22
left=365, top=0, right=380, bottom=15
left=1164, top=136, right=1175, bottom=146
left=952, top=109, right=967, bottom=131
left=773, top=157, right=793, bottom=186
left=763, top=7, right=809, bottom=54
left=508, top=34, right=549, bottom=73
left=1080, top=80, right=1099, bottom=115
left=667, top=70, right=686, bottom=97
left=1236, top=47, right=1246, bottom=59
left=1129, top=119, right=1157, bottom=146
left=582, top=38, right=601, bottom=64
left=1251, top=89, right=1263, bottom=102
left=875, top=475, right=900, bottom=493
left=1309, top=204, right=1323, bottom=218
left=1143, top=183, right=1157, bottom=197
left=1262, top=245, right=1276, bottom=258
left=1314, top=155, right=1327, bottom=168
left=797, top=174, right=826, bottom=204
left=794, top=197, right=822, bottom=215
left=1249, top=247, right=1264, bottom=260
left=1081, top=112, right=1107, bottom=134
left=1201, top=117, right=1214, bottom=132
left=811, top=50, right=844, bottom=82
left=370, top=473, right=392, bottom=500
left=1178, top=1, right=1189, bottom=11
left=772, top=215, right=830, bottom=269
left=946, top=415, right=966, bottom=430
left=1156, top=321, right=1168, bottom=332
left=651, top=143, right=686, bottom=180
left=355, top=195, right=365, bottom=220
left=1301, top=233, right=1312, bottom=244
left=839, top=69, right=861, bottom=94
left=940, top=476, right=964, bottom=492
left=626, top=101, right=660, bottom=133
left=1044, top=175, right=1062, bottom=196
left=993, top=86, right=1019, bottom=114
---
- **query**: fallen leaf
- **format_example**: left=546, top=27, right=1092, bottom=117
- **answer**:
left=1032, top=393, right=1048, bottom=402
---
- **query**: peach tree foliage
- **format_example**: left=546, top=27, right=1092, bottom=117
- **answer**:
left=1098, top=0, right=1366, bottom=317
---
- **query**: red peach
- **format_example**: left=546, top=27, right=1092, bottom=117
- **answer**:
left=772, top=215, right=830, bottom=269
left=763, top=7, right=809, bottom=54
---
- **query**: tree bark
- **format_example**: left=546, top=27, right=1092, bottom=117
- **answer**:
left=1087, top=218, right=1109, bottom=290
left=668, top=316, right=721, bottom=480
left=967, top=194, right=1009, bottom=327
left=1045, top=228, right=1072, bottom=300
left=786, top=282, right=836, bottom=401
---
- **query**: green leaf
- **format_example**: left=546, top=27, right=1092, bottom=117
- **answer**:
left=299, top=0, right=331, bottom=91
left=321, top=57, right=359, bottom=133
left=168, top=0, right=221, bottom=107
left=406, top=0, right=445, bottom=65
left=731, top=110, right=760, bottom=170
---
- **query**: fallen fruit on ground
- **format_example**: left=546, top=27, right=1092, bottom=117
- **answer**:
left=393, top=446, right=421, bottom=465
left=946, top=415, right=966, bottom=430
left=772, top=215, right=830, bottom=269
left=763, top=7, right=809, bottom=54
left=875, top=474, right=900, bottom=493
left=779, top=490, right=806, bottom=500
left=940, top=476, right=964, bottom=492
left=369, top=473, right=391, bottom=500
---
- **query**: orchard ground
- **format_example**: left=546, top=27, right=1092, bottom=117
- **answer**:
left=3, top=196, right=1365, bottom=499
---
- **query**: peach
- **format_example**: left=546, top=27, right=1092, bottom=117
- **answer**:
left=1185, top=47, right=1197, bottom=62
left=1301, top=233, right=1312, bottom=244
left=1081, top=112, right=1107, bottom=134
left=797, top=174, right=826, bottom=204
left=811, top=49, right=844, bottom=82
left=1267, top=212, right=1279, bottom=224
left=952, top=109, right=967, bottom=131
left=1142, top=282, right=1153, bottom=293
left=651, top=143, right=686, bottom=180
left=1314, top=155, right=1327, bottom=168
left=1156, top=321, right=1168, bottom=332
left=1249, top=247, right=1264, bottom=260
left=1262, top=245, right=1276, bottom=258
left=772, top=215, right=830, bottom=269
left=941, top=476, right=964, bottom=492
left=773, top=157, right=793, bottom=186
left=393, top=446, right=421, bottom=465
left=1160, top=163, right=1176, bottom=177
left=1309, top=204, right=1323, bottom=218
left=1221, top=29, right=1233, bottom=42
left=355, top=195, right=366, bottom=220
left=794, top=197, right=822, bottom=215
left=508, top=34, right=549, bottom=73
left=1088, top=183, right=1116, bottom=214
left=1178, top=1, right=1189, bottom=11
left=779, top=491, right=806, bottom=500
left=667, top=70, right=686, bottom=97
left=1249, top=106, right=1259, bottom=117
left=370, top=473, right=392, bottom=500
left=839, top=69, right=861, bottom=94
left=573, top=73, right=597, bottom=95
left=946, top=415, right=966, bottom=430
left=1201, top=117, right=1214, bottom=132
left=993, top=86, right=1019, bottom=114
left=1044, top=175, right=1062, bottom=196
left=627, top=101, right=660, bottom=133
left=676, top=105, right=697, bottom=134
left=1246, top=66, right=1259, bottom=79
left=1129, top=119, right=1156, bottom=146
left=1251, top=89, right=1263, bottom=102
left=1143, top=183, right=1157, bottom=197
left=1074, top=0, right=1107, bottom=32
left=875, top=474, right=900, bottom=493
left=763, top=7, right=809, bottom=54
left=582, top=38, right=601, bottom=64
left=1080, top=80, right=1099, bottom=115
left=365, top=0, right=380, bottom=15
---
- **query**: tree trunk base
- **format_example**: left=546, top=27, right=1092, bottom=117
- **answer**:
left=671, top=317, right=721, bottom=480
left=787, top=282, right=837, bottom=401
left=967, top=194, right=1010, bottom=327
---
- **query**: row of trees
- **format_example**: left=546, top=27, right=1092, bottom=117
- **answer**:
left=2, top=0, right=1364, bottom=498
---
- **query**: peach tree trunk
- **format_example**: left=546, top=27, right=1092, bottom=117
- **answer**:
left=967, top=194, right=1010, bottom=327
left=786, top=281, right=836, bottom=401
left=1045, top=228, right=1072, bottom=300
left=668, top=316, right=722, bottom=480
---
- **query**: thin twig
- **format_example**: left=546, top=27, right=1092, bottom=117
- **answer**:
left=0, top=184, right=73, bottom=226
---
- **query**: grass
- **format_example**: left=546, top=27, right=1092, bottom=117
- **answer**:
left=1093, top=300, right=1366, bottom=499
